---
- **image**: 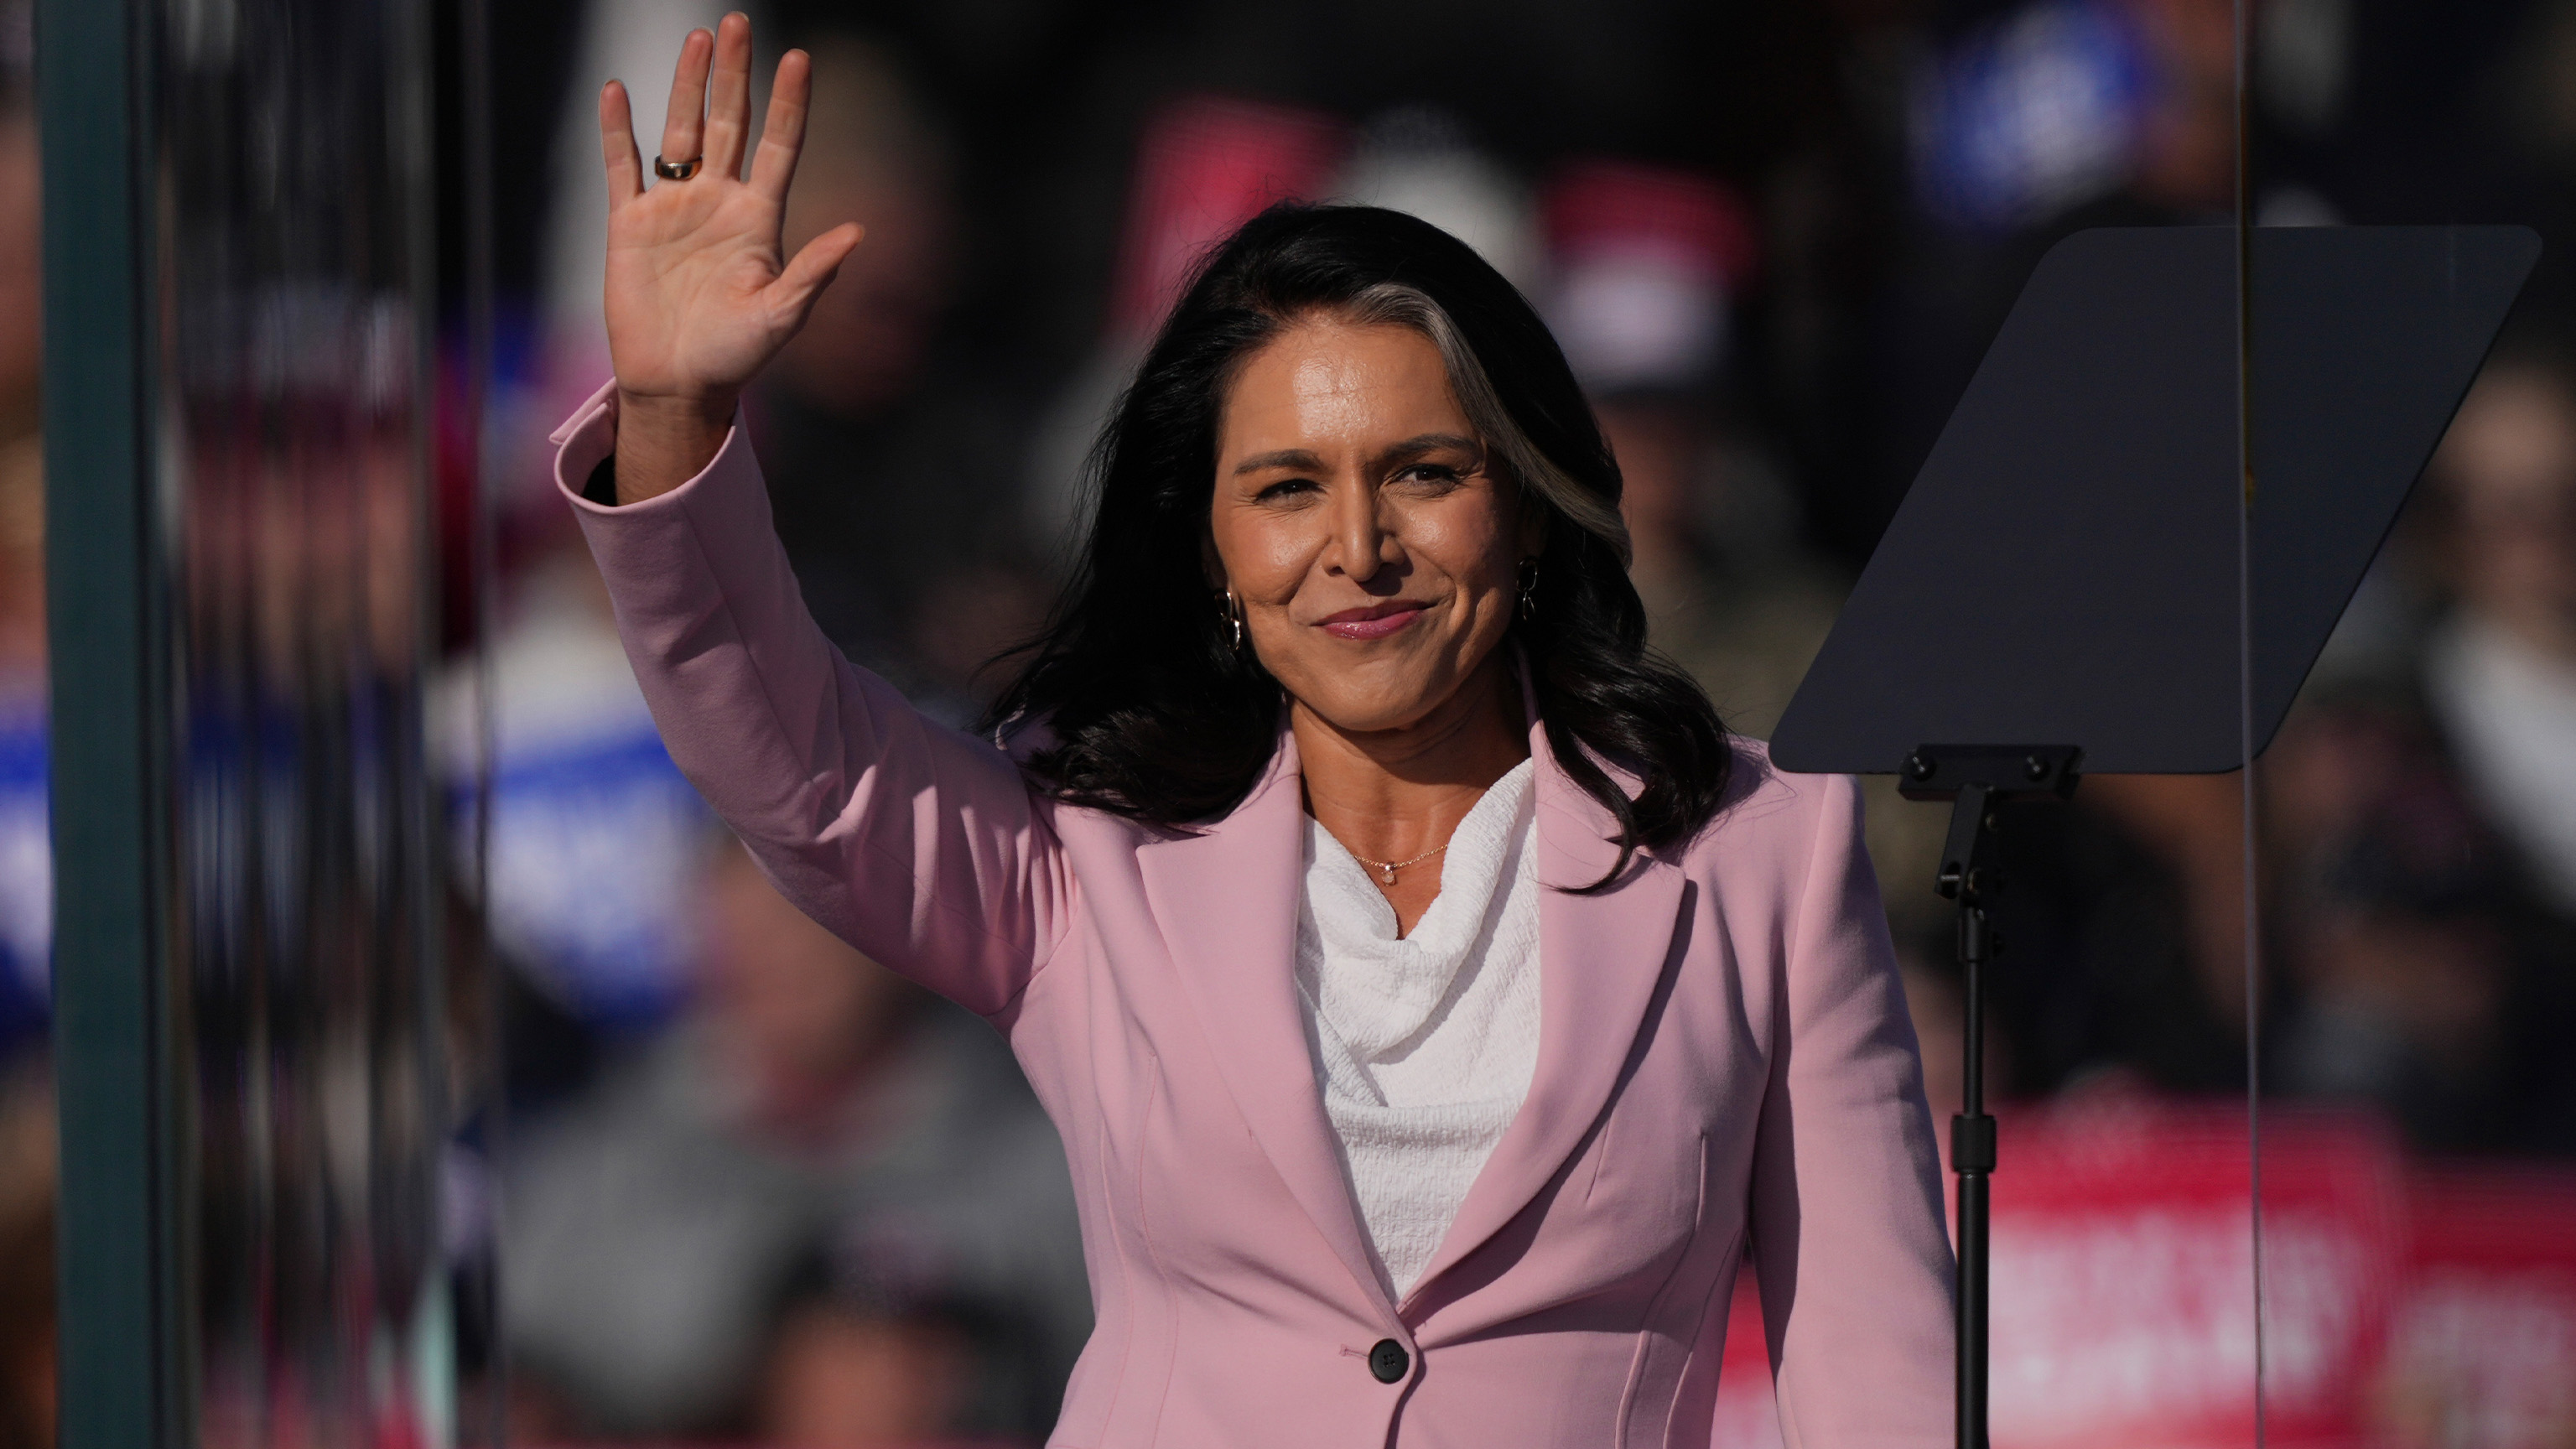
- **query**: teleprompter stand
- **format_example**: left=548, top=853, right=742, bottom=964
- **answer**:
left=1769, top=225, right=2536, bottom=1449
left=1897, top=744, right=2079, bottom=1449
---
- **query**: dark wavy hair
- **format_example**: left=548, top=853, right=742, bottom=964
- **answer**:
left=982, top=203, right=1732, bottom=884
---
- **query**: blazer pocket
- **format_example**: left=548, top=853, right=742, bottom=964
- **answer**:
left=1583, top=1100, right=1713, bottom=1270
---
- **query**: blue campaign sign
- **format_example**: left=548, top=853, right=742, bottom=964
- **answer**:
left=0, top=704, right=49, bottom=1046
left=470, top=725, right=713, bottom=1029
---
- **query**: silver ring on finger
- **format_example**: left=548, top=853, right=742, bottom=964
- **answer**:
left=652, top=153, right=704, bottom=181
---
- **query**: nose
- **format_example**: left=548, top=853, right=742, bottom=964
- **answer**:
left=1325, top=478, right=1400, bottom=585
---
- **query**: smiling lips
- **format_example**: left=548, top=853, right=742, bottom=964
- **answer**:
left=1318, top=601, right=1430, bottom=640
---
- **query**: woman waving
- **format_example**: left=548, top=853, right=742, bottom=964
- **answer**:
left=559, top=15, right=1953, bottom=1444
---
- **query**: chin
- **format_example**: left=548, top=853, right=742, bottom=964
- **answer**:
left=1272, top=655, right=1436, bottom=724
left=1294, top=681, right=1456, bottom=736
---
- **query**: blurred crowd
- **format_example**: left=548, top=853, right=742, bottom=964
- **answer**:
left=6, top=0, right=2576, bottom=1444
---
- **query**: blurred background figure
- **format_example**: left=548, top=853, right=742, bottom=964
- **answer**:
left=2420, top=348, right=2576, bottom=917
left=501, top=836, right=1086, bottom=1443
left=2262, top=699, right=2558, bottom=1153
left=1883, top=0, right=2246, bottom=552
left=1334, top=106, right=1540, bottom=294
left=748, top=32, right=1050, bottom=714
left=1538, top=158, right=1847, bottom=744
left=1021, top=94, right=1347, bottom=564
left=438, top=541, right=712, bottom=1045
left=1911, top=0, right=2236, bottom=235
left=0, top=1062, right=51, bottom=1449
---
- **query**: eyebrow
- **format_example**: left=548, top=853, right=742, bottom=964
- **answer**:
left=1384, top=434, right=1485, bottom=470
left=1231, top=448, right=1324, bottom=477
left=1228, top=434, right=1485, bottom=477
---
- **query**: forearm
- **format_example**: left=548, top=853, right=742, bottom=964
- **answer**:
left=553, top=382, right=1071, bottom=1010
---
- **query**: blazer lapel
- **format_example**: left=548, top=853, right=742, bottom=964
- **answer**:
left=1137, top=729, right=1391, bottom=1311
left=1401, top=719, right=1687, bottom=1307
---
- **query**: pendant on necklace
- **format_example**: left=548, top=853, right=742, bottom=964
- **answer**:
left=1350, top=839, right=1444, bottom=887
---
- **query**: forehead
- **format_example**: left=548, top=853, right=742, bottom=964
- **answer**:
left=1220, top=319, right=1468, bottom=454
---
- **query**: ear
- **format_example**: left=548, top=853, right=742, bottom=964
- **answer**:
left=1516, top=499, right=1551, bottom=559
left=1199, top=527, right=1228, bottom=592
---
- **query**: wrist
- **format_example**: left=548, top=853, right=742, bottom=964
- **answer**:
left=610, top=386, right=738, bottom=504
left=615, top=383, right=737, bottom=427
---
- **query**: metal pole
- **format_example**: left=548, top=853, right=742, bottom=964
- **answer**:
left=36, top=0, right=191, bottom=1445
left=1908, top=750, right=2074, bottom=1449
left=1955, top=896, right=1994, bottom=1449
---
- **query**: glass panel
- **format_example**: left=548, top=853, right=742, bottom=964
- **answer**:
left=2249, top=2, right=2576, bottom=1445
left=38, top=0, right=496, bottom=1435
left=147, top=0, right=460, bottom=1443
left=0, top=4, right=46, bottom=1441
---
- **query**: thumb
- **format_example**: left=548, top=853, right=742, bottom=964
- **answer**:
left=771, top=221, right=865, bottom=322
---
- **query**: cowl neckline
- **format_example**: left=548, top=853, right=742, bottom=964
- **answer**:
left=1300, top=758, right=1537, bottom=1065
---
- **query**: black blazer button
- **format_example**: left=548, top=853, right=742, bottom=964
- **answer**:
left=1367, top=1338, right=1410, bottom=1384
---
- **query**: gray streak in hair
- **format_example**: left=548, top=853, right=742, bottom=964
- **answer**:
left=1336, top=282, right=1634, bottom=566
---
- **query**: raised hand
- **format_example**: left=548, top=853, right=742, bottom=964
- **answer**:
left=597, top=13, right=864, bottom=502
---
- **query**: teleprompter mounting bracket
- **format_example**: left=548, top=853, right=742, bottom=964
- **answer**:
left=1899, top=745, right=2083, bottom=902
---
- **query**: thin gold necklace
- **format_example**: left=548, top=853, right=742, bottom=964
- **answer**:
left=1350, top=839, right=1448, bottom=886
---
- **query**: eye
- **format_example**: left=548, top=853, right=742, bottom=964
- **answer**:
left=1253, top=475, right=1320, bottom=502
left=1390, top=462, right=1467, bottom=488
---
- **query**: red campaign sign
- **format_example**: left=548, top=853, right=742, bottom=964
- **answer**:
left=1708, top=1100, right=2409, bottom=1449
left=1982, top=1101, right=2405, bottom=1449
left=1108, top=97, right=1345, bottom=338
left=1712, top=1272, right=1780, bottom=1449
left=2376, top=1167, right=2576, bottom=1449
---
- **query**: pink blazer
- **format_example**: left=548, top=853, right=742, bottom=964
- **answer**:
left=553, top=383, right=1955, bottom=1448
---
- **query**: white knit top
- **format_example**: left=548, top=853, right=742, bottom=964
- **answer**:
left=1295, top=759, right=1542, bottom=1298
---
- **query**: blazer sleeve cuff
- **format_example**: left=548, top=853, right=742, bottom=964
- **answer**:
left=548, top=377, right=756, bottom=519
left=546, top=377, right=790, bottom=679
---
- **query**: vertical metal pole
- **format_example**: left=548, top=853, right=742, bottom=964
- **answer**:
left=451, top=0, right=508, bottom=1436
left=37, top=1, right=190, bottom=1446
left=1954, top=898, right=1992, bottom=1449
left=2230, top=3, right=2270, bottom=1445
left=1941, top=782, right=1997, bottom=1449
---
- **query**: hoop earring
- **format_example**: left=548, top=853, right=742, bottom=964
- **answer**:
left=1221, top=589, right=1247, bottom=655
left=1516, top=558, right=1540, bottom=622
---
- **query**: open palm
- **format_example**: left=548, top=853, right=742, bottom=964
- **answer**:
left=597, top=15, right=861, bottom=491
